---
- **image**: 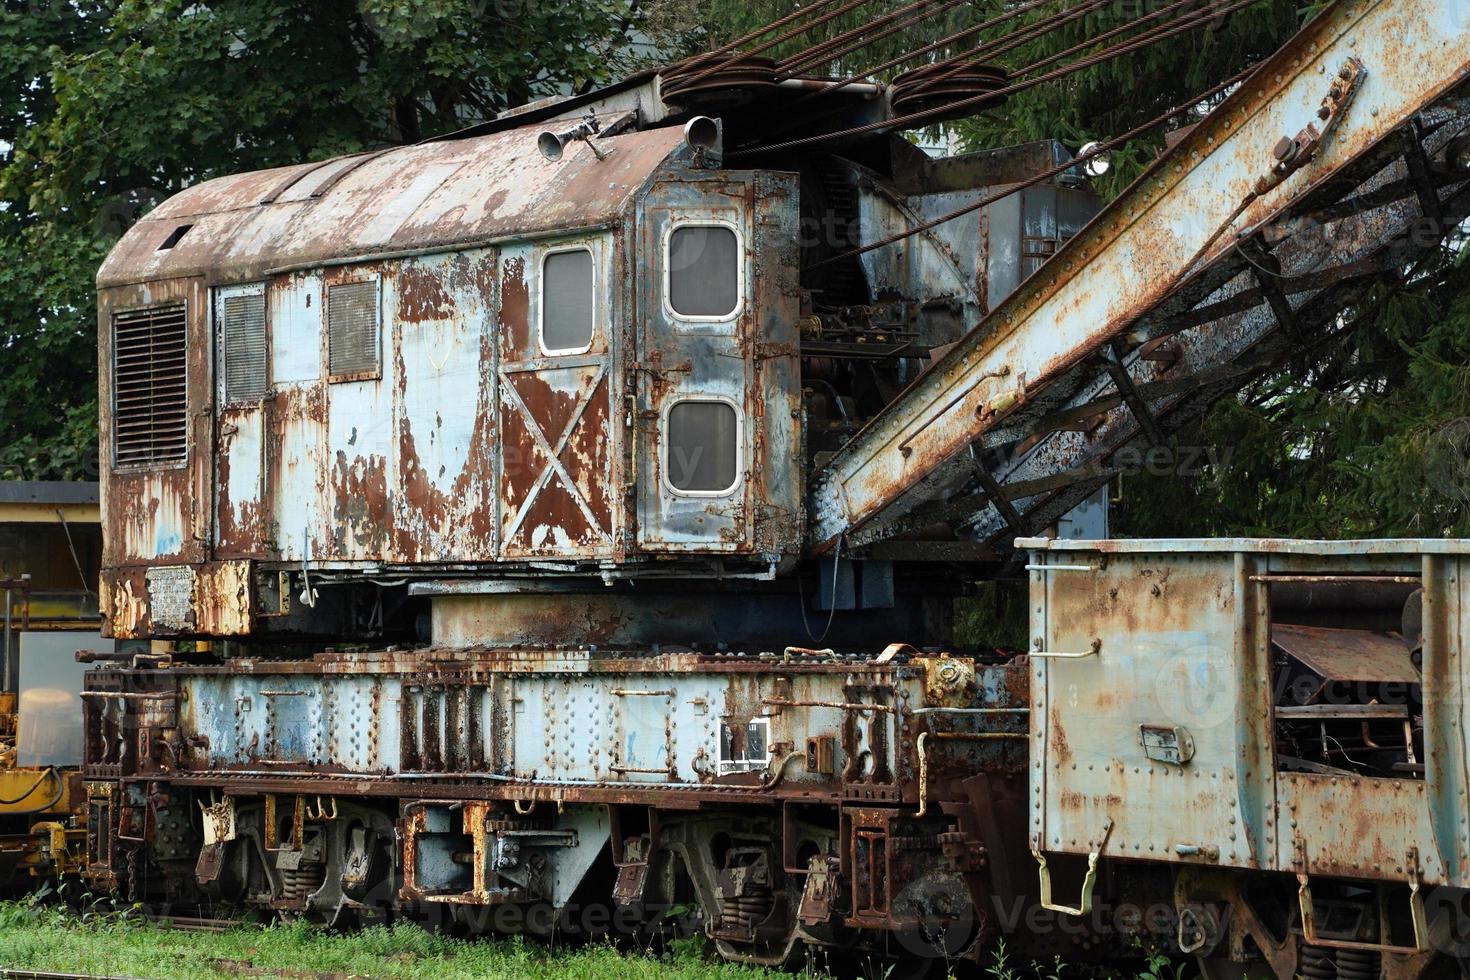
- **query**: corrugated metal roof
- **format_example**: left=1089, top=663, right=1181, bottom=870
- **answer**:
left=98, top=123, right=685, bottom=288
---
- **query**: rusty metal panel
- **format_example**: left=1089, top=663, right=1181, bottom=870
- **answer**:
left=1271, top=623, right=1419, bottom=685
left=260, top=254, right=504, bottom=565
left=98, top=279, right=211, bottom=573
left=270, top=270, right=323, bottom=386
left=265, top=271, right=327, bottom=563
left=633, top=173, right=800, bottom=553
left=854, top=170, right=985, bottom=326
left=1029, top=548, right=1275, bottom=870
left=392, top=250, right=500, bottom=561
left=499, top=669, right=873, bottom=790
left=1277, top=773, right=1444, bottom=882
left=320, top=265, right=393, bottom=561
left=101, top=560, right=252, bottom=637
left=213, top=283, right=268, bottom=558
left=191, top=560, right=253, bottom=635
left=141, top=651, right=929, bottom=803
left=1030, top=539, right=1470, bottom=889
left=1423, top=553, right=1469, bottom=885
left=182, top=673, right=399, bottom=772
left=99, top=568, right=149, bottom=639
left=213, top=399, right=266, bottom=557
left=749, top=172, right=804, bottom=553
left=497, top=237, right=618, bottom=558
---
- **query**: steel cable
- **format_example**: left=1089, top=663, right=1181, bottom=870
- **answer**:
left=731, top=0, right=1265, bottom=155
left=774, top=0, right=1069, bottom=109
left=908, top=0, right=1214, bottom=99
left=1016, top=0, right=1213, bottom=73
left=774, top=0, right=972, bottom=77
left=670, top=0, right=885, bottom=93
left=905, top=0, right=1119, bottom=90
left=662, top=0, right=855, bottom=73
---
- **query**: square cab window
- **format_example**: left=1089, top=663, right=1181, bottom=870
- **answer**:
left=667, top=225, right=739, bottom=319
left=666, top=399, right=739, bottom=494
left=540, top=248, right=595, bottom=354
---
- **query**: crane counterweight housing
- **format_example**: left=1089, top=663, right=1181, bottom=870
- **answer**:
left=83, top=0, right=1470, bottom=974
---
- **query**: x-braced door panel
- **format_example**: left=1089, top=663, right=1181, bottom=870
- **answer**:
left=496, top=237, right=616, bottom=558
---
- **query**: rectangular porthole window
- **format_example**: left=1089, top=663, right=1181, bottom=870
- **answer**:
left=540, top=248, right=595, bottom=354
left=112, top=304, right=188, bottom=467
left=665, top=399, right=739, bottom=494
left=667, top=224, right=740, bottom=319
left=327, top=279, right=380, bottom=380
left=218, top=288, right=267, bottom=403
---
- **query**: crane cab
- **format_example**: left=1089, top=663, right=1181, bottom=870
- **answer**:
left=95, top=123, right=802, bottom=639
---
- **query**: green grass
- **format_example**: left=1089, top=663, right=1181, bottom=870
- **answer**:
left=0, top=897, right=780, bottom=980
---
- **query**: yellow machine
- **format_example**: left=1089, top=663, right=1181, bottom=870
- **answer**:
left=0, top=482, right=104, bottom=891
left=0, top=689, right=85, bottom=888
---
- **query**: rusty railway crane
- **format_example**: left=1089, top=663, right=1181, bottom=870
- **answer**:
left=82, top=0, right=1470, bottom=975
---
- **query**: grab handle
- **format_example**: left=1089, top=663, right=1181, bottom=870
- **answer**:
left=1034, top=818, right=1113, bottom=915
left=1296, top=855, right=1428, bottom=954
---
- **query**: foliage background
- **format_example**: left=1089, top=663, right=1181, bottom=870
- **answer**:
left=1, top=0, right=1465, bottom=537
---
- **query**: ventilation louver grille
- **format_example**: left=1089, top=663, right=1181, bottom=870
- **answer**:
left=328, top=280, right=379, bottom=378
left=112, top=304, right=188, bottom=467
left=220, top=292, right=267, bottom=403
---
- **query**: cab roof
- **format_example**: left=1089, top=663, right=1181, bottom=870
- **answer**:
left=97, top=122, right=685, bottom=289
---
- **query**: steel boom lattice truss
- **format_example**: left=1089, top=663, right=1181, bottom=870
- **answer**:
left=807, top=0, right=1470, bottom=554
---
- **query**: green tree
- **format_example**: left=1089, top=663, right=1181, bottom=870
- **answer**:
left=0, top=1, right=111, bottom=480
left=0, top=0, right=645, bottom=479
left=1114, top=250, right=1470, bottom=539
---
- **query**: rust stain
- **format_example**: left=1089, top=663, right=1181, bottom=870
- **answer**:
left=1049, top=707, right=1071, bottom=764
left=395, top=263, right=456, bottom=324
left=500, top=256, right=529, bottom=353
left=331, top=451, right=392, bottom=554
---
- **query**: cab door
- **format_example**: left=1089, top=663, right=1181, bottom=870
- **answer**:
left=635, top=178, right=758, bottom=553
